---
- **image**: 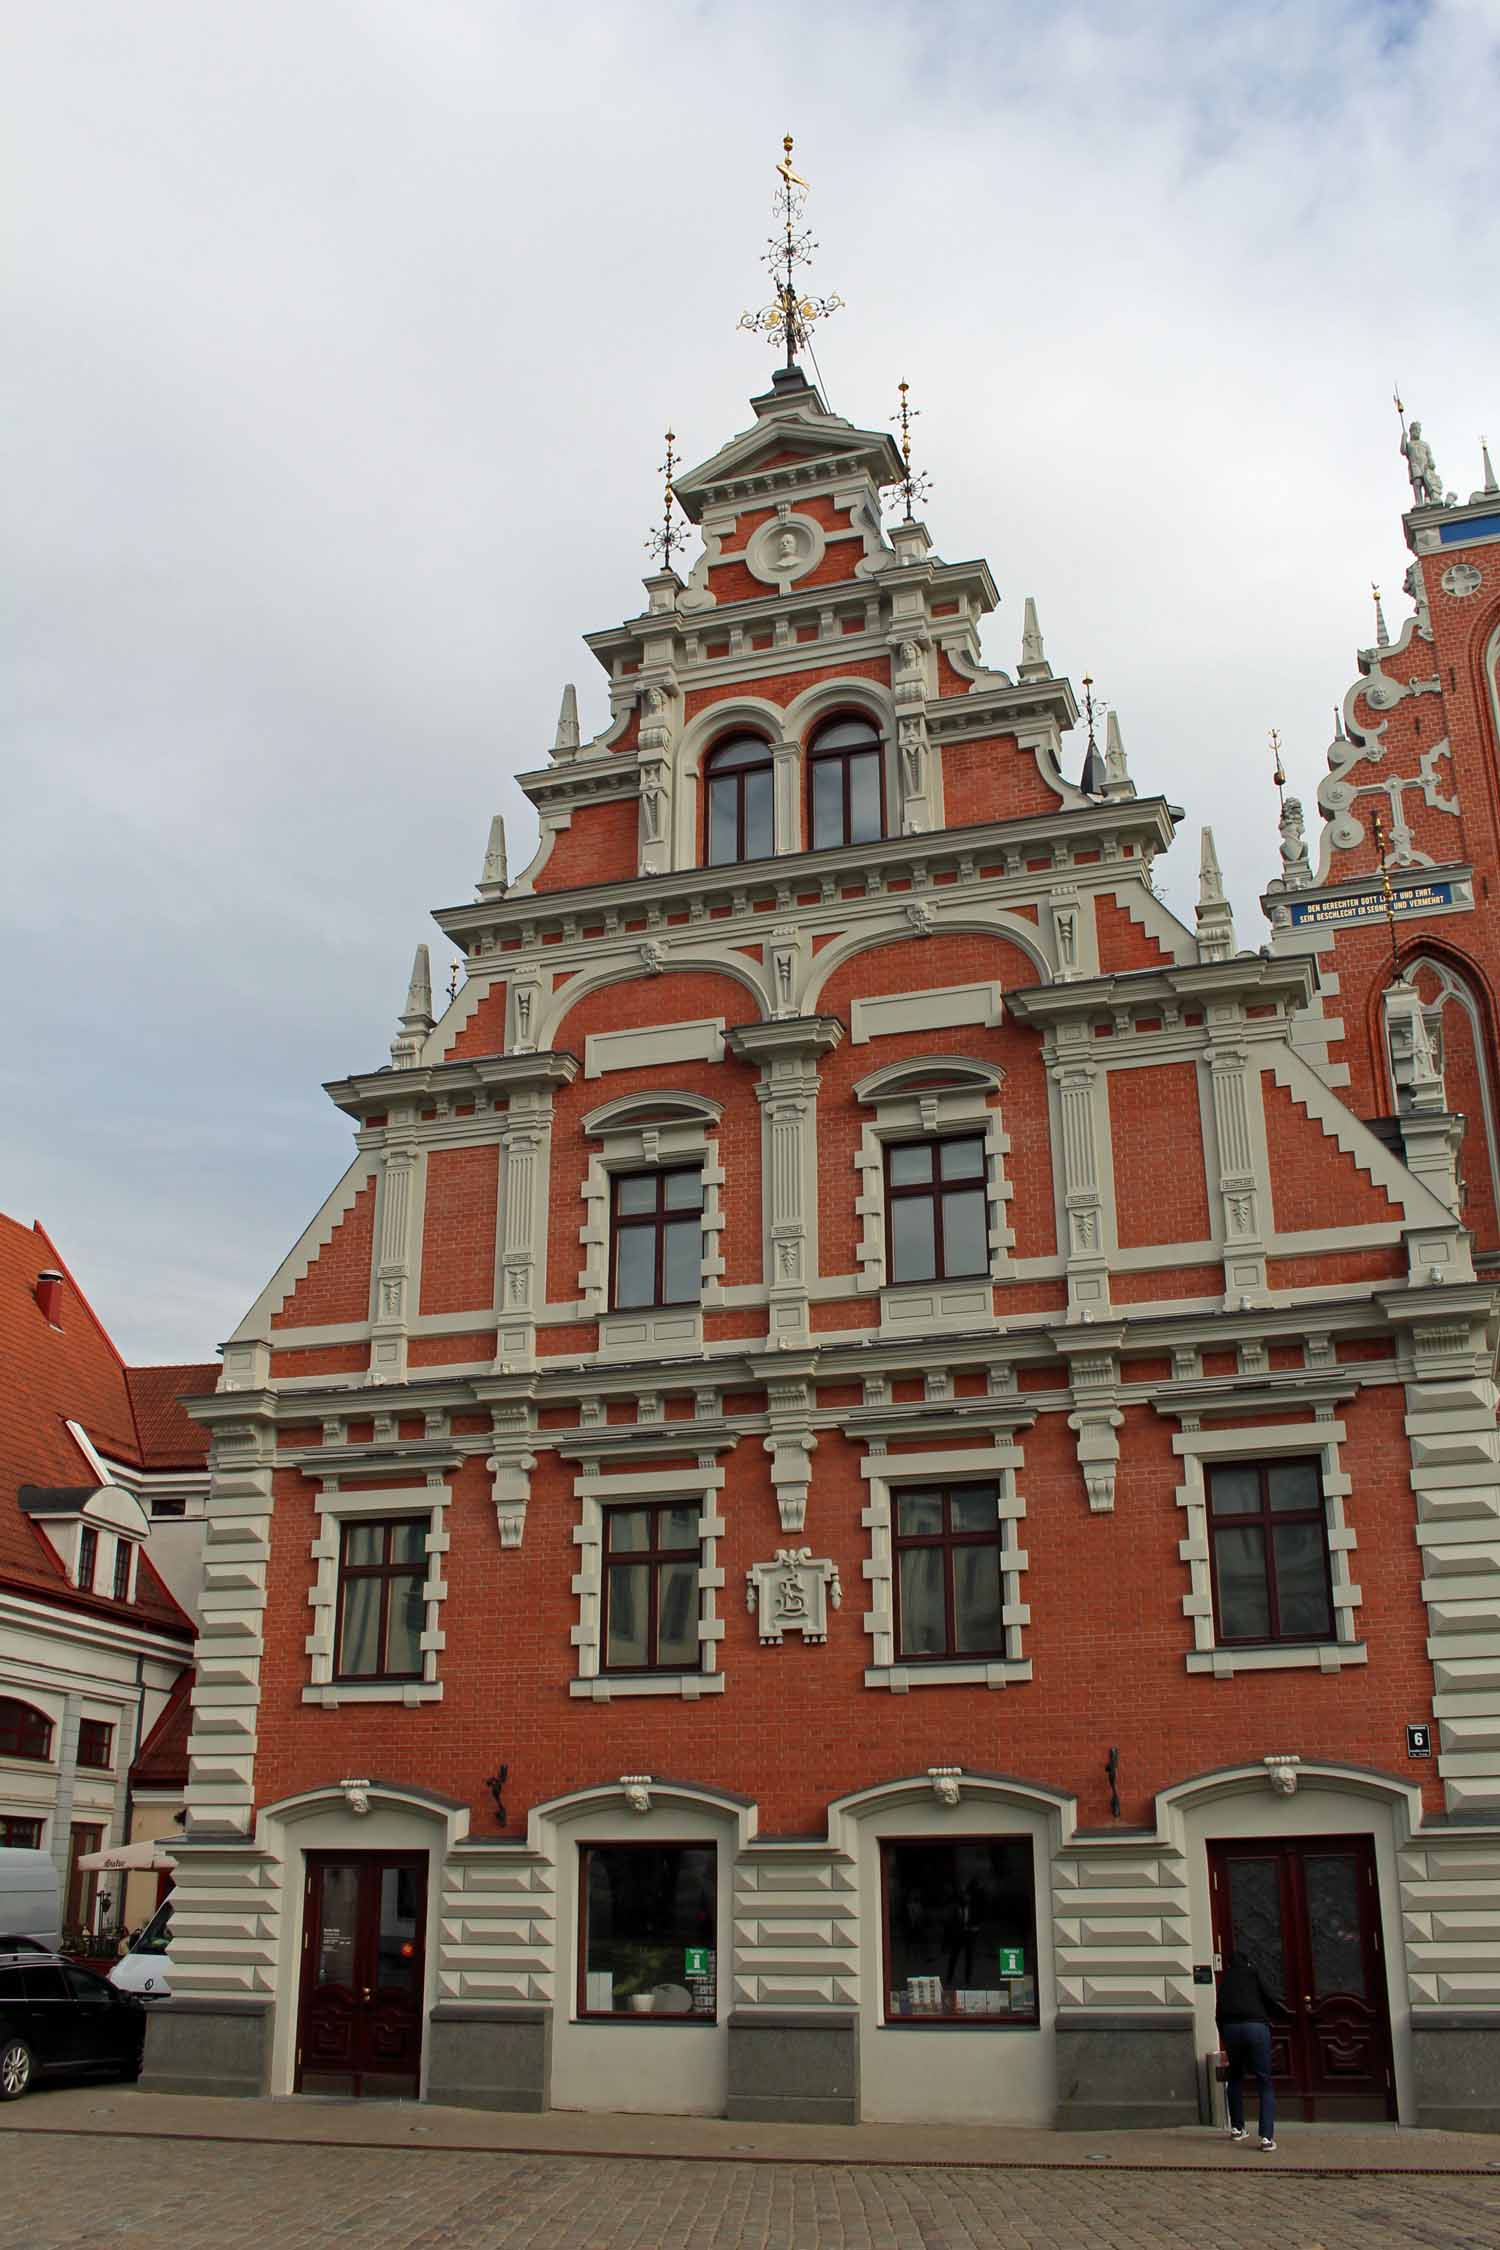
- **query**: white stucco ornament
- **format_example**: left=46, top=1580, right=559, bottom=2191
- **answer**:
left=1264, top=1754, right=1301, bottom=1798
left=620, top=1774, right=653, bottom=1814
left=746, top=1548, right=842, bottom=1645
left=339, top=1777, right=372, bottom=1816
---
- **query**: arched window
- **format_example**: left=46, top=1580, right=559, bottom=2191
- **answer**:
left=705, top=734, right=774, bottom=866
left=808, top=714, right=883, bottom=850
left=0, top=1696, right=54, bottom=1762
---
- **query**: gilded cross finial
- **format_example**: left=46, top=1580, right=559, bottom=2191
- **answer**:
left=645, top=428, right=689, bottom=569
left=1079, top=675, right=1107, bottom=796
left=1270, top=727, right=1286, bottom=813
left=738, top=132, right=843, bottom=373
left=888, top=378, right=934, bottom=523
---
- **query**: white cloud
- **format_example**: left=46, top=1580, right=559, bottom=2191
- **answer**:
left=4, top=0, right=1497, bottom=1357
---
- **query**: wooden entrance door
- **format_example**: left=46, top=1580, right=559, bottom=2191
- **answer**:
left=1208, top=1834, right=1394, bottom=2120
left=296, top=1853, right=427, bottom=2097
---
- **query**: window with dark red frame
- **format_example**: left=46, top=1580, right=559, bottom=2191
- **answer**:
left=610, top=1168, right=703, bottom=1310
left=0, top=1698, right=54, bottom=1762
left=0, top=1815, right=43, bottom=1848
left=882, top=1836, right=1039, bottom=2023
left=705, top=733, right=774, bottom=865
left=77, top=1524, right=98, bottom=1592
left=76, top=1718, right=114, bottom=1770
left=112, top=1541, right=132, bottom=1602
left=579, top=1841, right=716, bottom=2019
left=334, top=1517, right=427, bottom=1681
left=885, top=1136, right=991, bottom=1284
left=808, top=715, right=883, bottom=849
left=892, top=1483, right=1005, bottom=1660
left=1207, top=1457, right=1335, bottom=1644
left=602, top=1503, right=702, bottom=1673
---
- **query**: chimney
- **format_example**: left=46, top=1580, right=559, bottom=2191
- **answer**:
left=36, top=1269, right=64, bottom=1327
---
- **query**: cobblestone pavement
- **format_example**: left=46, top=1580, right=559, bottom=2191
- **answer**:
left=8, top=2135, right=1500, bottom=2249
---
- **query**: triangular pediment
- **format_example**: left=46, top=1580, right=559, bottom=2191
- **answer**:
left=676, top=374, right=905, bottom=521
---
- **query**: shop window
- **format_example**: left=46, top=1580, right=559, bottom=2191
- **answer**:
left=1207, top=1457, right=1334, bottom=1644
left=334, top=1517, right=427, bottom=1682
left=0, top=1697, right=53, bottom=1762
left=882, top=1837, right=1039, bottom=2024
left=579, top=1842, right=717, bottom=2019
left=892, top=1483, right=1005, bottom=1661
left=0, top=1816, right=43, bottom=1848
left=705, top=733, right=774, bottom=865
left=77, top=1524, right=98, bottom=1592
left=885, top=1136, right=991, bottom=1284
left=76, top=1719, right=114, bottom=1771
left=603, top=1504, right=703, bottom=1673
left=809, top=714, right=883, bottom=849
left=611, top=1168, right=704, bottom=1310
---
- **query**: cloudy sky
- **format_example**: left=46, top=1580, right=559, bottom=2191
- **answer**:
left=5, top=1, right=1498, bottom=1364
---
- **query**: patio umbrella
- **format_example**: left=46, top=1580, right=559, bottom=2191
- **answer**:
left=76, top=1840, right=176, bottom=1873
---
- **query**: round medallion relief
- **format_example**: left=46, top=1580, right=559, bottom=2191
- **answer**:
left=745, top=512, right=825, bottom=586
left=1440, top=561, right=1483, bottom=598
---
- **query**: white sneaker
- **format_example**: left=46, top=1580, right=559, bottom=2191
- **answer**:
left=1258, top=2136, right=1277, bottom=2151
left=1227, top=2125, right=1246, bottom=2140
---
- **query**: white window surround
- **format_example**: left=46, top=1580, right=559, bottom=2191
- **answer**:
left=852, top=1058, right=1012, bottom=1331
left=569, top=1459, right=727, bottom=1701
left=860, top=1443, right=1032, bottom=1692
left=303, top=1480, right=451, bottom=1706
left=1171, top=1419, right=1364, bottom=1678
left=578, top=1092, right=726, bottom=1359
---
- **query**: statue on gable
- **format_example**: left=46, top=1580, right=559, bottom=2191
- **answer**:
left=1401, top=419, right=1445, bottom=509
left=1278, top=796, right=1313, bottom=889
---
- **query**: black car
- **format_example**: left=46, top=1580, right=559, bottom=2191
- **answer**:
left=0, top=1951, right=145, bottom=2099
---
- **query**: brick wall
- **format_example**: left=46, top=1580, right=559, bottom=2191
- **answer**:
left=269, top=1180, right=376, bottom=1329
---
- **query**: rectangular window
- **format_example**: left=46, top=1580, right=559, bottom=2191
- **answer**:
left=334, top=1517, right=428, bottom=1681
left=610, top=1168, right=703, bottom=1310
left=0, top=1816, right=43, bottom=1849
left=579, top=1842, right=717, bottom=2020
left=602, top=1504, right=702, bottom=1673
left=77, top=1524, right=98, bottom=1592
left=892, top=1484, right=1004, bottom=1660
left=1207, top=1457, right=1335, bottom=1644
left=882, top=1837, right=1039, bottom=2024
left=112, top=1541, right=132, bottom=1602
left=885, top=1137, right=990, bottom=1284
left=77, top=1719, right=114, bottom=1771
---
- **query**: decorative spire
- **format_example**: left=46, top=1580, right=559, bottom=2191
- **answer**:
left=391, top=944, right=434, bottom=1067
left=1270, top=727, right=1286, bottom=813
left=1103, top=709, right=1133, bottom=797
left=478, top=814, right=509, bottom=899
left=1078, top=675, right=1106, bottom=795
left=888, top=379, right=933, bottom=523
left=1196, top=828, right=1237, bottom=963
left=553, top=683, right=580, bottom=757
left=1017, top=596, right=1050, bottom=680
left=738, top=133, right=843, bottom=374
left=645, top=428, right=689, bottom=569
left=1371, top=582, right=1390, bottom=648
left=1482, top=435, right=1498, bottom=496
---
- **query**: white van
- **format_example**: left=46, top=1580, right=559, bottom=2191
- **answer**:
left=0, top=1848, right=60, bottom=1952
left=109, top=1895, right=174, bottom=2000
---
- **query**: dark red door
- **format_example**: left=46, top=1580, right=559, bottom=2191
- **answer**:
left=296, top=1853, right=426, bottom=2098
left=1208, top=1835, right=1394, bottom=2120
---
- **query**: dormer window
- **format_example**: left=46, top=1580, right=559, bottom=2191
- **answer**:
left=809, top=715, right=883, bottom=850
left=77, top=1524, right=98, bottom=1592
left=705, top=733, right=774, bottom=865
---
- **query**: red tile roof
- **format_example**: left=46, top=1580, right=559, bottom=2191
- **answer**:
left=130, top=1670, right=192, bottom=1789
left=0, top=1210, right=208, bottom=1639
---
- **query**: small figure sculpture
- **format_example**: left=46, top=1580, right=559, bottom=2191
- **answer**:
left=1402, top=419, right=1445, bottom=508
left=1278, top=796, right=1313, bottom=888
left=641, top=777, right=663, bottom=842
left=774, top=529, right=799, bottom=569
left=639, top=938, right=665, bottom=975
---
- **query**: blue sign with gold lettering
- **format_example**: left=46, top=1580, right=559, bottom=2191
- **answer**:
left=1287, top=880, right=1456, bottom=930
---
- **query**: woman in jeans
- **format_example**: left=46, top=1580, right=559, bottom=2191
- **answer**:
left=1215, top=1947, right=1285, bottom=2149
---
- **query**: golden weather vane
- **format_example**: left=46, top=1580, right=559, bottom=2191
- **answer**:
left=889, top=379, right=934, bottom=523
left=1270, top=728, right=1286, bottom=813
left=645, top=428, right=689, bottom=569
left=738, top=133, right=844, bottom=373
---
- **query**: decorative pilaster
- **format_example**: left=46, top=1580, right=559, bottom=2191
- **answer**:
left=728, top=1016, right=844, bottom=1344
left=1055, top=1327, right=1126, bottom=1513
left=483, top=1381, right=539, bottom=1550
left=771, top=736, right=804, bottom=855
left=184, top=1396, right=278, bottom=1835
left=891, top=632, right=933, bottom=835
left=752, top=1352, right=819, bottom=1533
left=637, top=674, right=678, bottom=877
left=370, top=1142, right=420, bottom=1384
left=496, top=1084, right=558, bottom=1371
left=1048, top=1022, right=1110, bottom=1318
left=1206, top=1041, right=1269, bottom=1307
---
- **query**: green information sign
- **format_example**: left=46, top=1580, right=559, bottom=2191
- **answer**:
left=684, top=1947, right=710, bottom=1977
left=998, top=1946, right=1025, bottom=1977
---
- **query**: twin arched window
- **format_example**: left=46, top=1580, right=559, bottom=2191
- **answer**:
left=703, top=715, right=884, bottom=866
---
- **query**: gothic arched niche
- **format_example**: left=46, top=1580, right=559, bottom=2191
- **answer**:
left=1396, top=952, right=1500, bottom=1255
